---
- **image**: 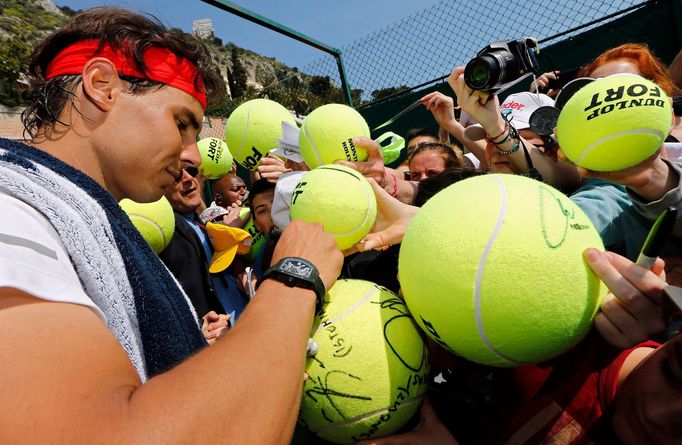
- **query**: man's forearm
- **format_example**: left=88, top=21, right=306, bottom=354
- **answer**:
left=126, top=280, right=316, bottom=444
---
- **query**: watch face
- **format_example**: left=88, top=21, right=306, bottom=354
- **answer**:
left=281, top=258, right=313, bottom=278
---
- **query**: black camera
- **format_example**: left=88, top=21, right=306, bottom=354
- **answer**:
left=464, top=37, right=540, bottom=92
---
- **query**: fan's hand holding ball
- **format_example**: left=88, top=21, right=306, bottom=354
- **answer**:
left=399, top=174, right=606, bottom=367
left=557, top=75, right=672, bottom=171
left=290, top=165, right=377, bottom=250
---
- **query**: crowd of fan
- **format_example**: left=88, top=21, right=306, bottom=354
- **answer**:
left=1, top=6, right=682, bottom=445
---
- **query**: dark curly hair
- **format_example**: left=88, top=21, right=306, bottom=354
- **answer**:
left=21, top=7, right=227, bottom=138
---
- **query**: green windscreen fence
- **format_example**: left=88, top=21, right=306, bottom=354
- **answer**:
left=357, top=0, right=680, bottom=167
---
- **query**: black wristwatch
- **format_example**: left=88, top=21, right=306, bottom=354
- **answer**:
left=256, top=257, right=325, bottom=315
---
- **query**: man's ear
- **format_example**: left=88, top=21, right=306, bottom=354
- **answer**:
left=80, top=57, right=122, bottom=112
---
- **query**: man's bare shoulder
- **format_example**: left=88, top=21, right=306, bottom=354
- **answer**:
left=0, top=287, right=140, bottom=442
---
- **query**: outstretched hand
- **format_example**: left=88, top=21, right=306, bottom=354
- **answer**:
left=421, top=91, right=457, bottom=128
left=335, top=137, right=388, bottom=187
left=584, top=248, right=668, bottom=349
left=447, top=66, right=502, bottom=132
left=256, top=154, right=291, bottom=183
left=344, top=178, right=419, bottom=255
left=530, top=71, right=561, bottom=97
left=557, top=148, right=676, bottom=202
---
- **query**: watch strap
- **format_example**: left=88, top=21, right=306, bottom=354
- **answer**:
left=256, top=257, right=325, bottom=314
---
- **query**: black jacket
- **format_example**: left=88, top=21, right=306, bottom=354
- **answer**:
left=159, top=213, right=223, bottom=317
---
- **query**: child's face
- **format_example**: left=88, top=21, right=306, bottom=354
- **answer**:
left=613, top=334, right=682, bottom=444
left=252, top=189, right=275, bottom=235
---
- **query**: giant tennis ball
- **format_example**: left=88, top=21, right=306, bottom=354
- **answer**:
left=299, top=279, right=430, bottom=444
left=120, top=196, right=175, bottom=254
left=399, top=174, right=606, bottom=367
left=225, top=99, right=296, bottom=171
left=299, top=104, right=370, bottom=169
left=197, top=137, right=233, bottom=179
left=557, top=75, right=672, bottom=171
left=289, top=165, right=376, bottom=250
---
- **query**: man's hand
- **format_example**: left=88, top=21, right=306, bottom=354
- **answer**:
left=585, top=248, right=668, bottom=349
left=256, top=155, right=291, bottom=183
left=271, top=220, right=342, bottom=292
left=347, top=179, right=419, bottom=254
left=421, top=91, right=457, bottom=128
left=201, top=311, right=231, bottom=345
left=448, top=66, right=503, bottom=133
left=530, top=71, right=560, bottom=97
left=335, top=137, right=388, bottom=188
left=216, top=203, right=248, bottom=228
left=557, top=144, right=677, bottom=202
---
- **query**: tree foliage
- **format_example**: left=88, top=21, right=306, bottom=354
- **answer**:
left=0, top=0, right=69, bottom=106
left=0, top=0, right=377, bottom=115
left=371, top=85, right=410, bottom=101
left=227, top=47, right=248, bottom=100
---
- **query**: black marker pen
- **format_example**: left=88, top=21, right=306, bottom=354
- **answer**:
left=636, top=207, right=677, bottom=269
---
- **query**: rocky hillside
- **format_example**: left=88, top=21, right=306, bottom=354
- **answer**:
left=0, top=0, right=362, bottom=116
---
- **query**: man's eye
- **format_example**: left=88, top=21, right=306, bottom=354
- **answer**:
left=176, top=119, right=187, bottom=130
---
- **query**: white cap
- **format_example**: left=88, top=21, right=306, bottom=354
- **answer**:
left=270, top=170, right=307, bottom=230
left=463, top=92, right=555, bottom=142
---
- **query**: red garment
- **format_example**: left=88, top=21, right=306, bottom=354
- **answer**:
left=484, top=332, right=658, bottom=444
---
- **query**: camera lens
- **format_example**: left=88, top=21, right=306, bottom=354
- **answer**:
left=464, top=56, right=498, bottom=91
left=464, top=50, right=518, bottom=91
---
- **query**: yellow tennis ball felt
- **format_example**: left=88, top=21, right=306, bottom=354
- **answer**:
left=289, top=165, right=376, bottom=250
left=224, top=98, right=296, bottom=171
left=299, top=279, right=430, bottom=444
left=197, top=137, right=233, bottom=179
left=240, top=208, right=267, bottom=260
left=120, top=196, right=175, bottom=254
left=557, top=75, right=672, bottom=171
left=399, top=174, right=606, bottom=367
left=299, top=103, right=370, bottom=169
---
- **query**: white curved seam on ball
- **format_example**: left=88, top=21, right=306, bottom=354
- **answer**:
left=131, top=215, right=166, bottom=245
left=474, top=177, right=521, bottom=364
left=313, top=395, right=424, bottom=435
left=330, top=185, right=374, bottom=237
left=302, top=120, right=324, bottom=167
left=236, top=105, right=251, bottom=158
left=576, top=128, right=663, bottom=164
left=310, top=286, right=377, bottom=336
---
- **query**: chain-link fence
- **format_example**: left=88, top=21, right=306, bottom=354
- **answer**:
left=301, top=0, right=652, bottom=105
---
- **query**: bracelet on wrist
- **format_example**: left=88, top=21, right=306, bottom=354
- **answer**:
left=491, top=129, right=511, bottom=145
left=496, top=139, right=520, bottom=155
left=486, top=122, right=508, bottom=141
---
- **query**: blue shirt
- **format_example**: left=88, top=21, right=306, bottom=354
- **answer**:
left=182, top=214, right=247, bottom=322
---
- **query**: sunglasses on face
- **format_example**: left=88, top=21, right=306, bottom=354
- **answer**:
left=185, top=166, right=199, bottom=177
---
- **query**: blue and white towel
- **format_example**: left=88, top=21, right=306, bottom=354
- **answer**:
left=0, top=138, right=206, bottom=381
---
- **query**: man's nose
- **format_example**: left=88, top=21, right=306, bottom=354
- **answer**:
left=181, top=139, right=201, bottom=169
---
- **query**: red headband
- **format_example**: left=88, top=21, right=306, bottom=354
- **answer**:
left=45, top=39, right=207, bottom=110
